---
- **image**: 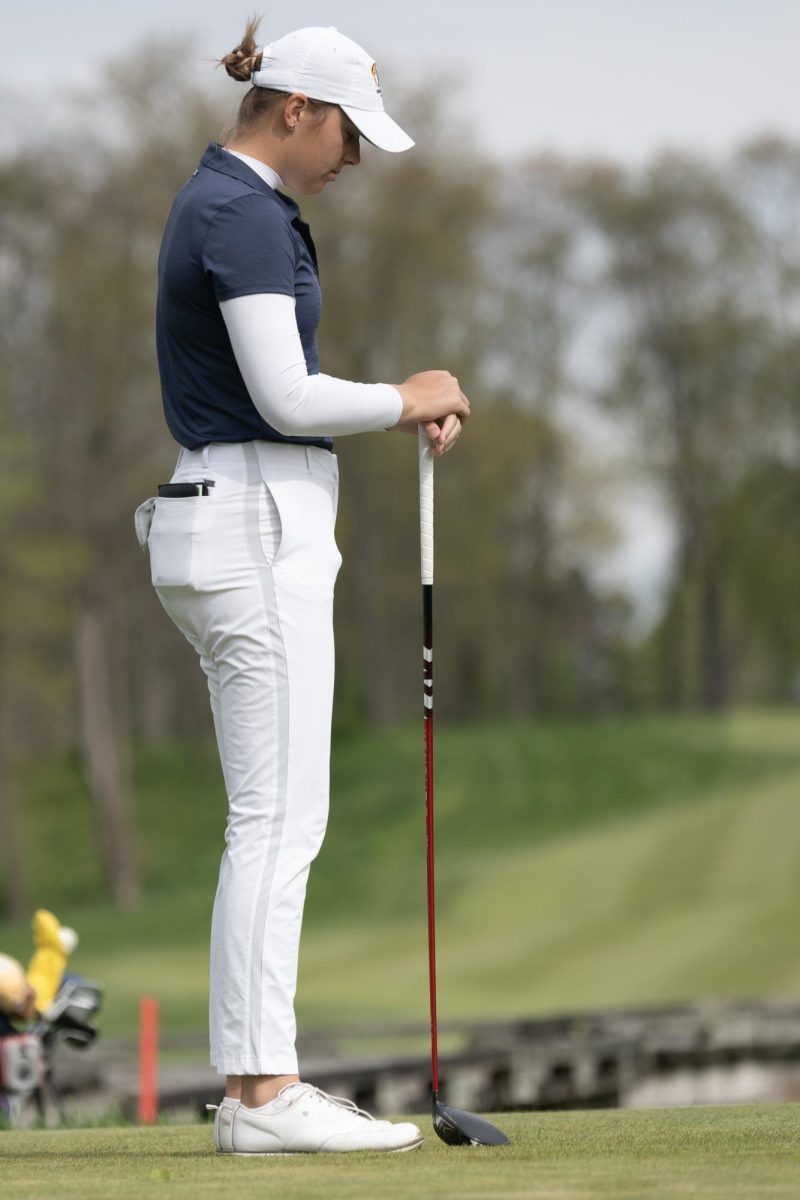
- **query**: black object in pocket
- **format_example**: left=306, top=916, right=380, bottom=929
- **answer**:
left=158, top=481, right=214, bottom=497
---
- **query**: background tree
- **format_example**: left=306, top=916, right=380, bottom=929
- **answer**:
left=570, top=150, right=788, bottom=709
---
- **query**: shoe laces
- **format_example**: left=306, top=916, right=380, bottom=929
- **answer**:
left=287, top=1082, right=375, bottom=1122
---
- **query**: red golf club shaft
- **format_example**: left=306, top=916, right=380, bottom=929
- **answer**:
left=423, top=582, right=439, bottom=1094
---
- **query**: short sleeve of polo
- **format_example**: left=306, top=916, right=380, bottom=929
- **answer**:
left=202, top=193, right=297, bottom=303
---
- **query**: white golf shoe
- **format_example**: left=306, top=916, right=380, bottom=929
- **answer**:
left=207, top=1082, right=424, bottom=1154
left=207, top=1095, right=241, bottom=1153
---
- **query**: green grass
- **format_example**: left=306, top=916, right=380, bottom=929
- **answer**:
left=12, top=709, right=800, bottom=919
left=2, top=1105, right=800, bottom=1198
left=3, top=710, right=800, bottom=1037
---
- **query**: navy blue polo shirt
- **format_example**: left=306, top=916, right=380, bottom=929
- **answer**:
left=156, top=141, right=332, bottom=451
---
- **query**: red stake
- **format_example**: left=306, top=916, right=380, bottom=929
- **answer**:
left=138, top=995, right=159, bottom=1124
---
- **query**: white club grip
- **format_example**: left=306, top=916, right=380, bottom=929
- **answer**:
left=418, top=426, right=434, bottom=584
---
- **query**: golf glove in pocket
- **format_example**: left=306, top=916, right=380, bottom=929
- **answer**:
left=134, top=497, right=157, bottom=551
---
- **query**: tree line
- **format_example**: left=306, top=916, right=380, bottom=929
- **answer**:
left=1, top=42, right=798, bottom=913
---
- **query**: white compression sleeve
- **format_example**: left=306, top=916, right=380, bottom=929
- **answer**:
left=219, top=292, right=404, bottom=437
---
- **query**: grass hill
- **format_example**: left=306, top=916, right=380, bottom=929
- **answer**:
left=1, top=710, right=799, bottom=1037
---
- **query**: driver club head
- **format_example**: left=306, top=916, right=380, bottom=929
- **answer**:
left=432, top=1095, right=510, bottom=1146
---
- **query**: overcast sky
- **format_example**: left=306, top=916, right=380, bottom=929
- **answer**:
left=5, top=0, right=798, bottom=164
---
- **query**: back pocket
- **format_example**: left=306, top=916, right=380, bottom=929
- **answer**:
left=148, top=495, right=209, bottom=587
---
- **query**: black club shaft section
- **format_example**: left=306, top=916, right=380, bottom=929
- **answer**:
left=423, top=583, right=433, bottom=718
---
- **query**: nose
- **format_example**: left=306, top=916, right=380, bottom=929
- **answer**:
left=344, top=140, right=361, bottom=167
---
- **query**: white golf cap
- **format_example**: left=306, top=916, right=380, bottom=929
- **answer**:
left=251, top=26, right=415, bottom=153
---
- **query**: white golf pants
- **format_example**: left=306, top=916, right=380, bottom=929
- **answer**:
left=138, top=439, right=342, bottom=1076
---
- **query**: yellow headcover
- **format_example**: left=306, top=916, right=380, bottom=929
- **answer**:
left=26, top=909, right=77, bottom=1015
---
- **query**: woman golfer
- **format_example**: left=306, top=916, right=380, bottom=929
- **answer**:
left=139, top=18, right=468, bottom=1154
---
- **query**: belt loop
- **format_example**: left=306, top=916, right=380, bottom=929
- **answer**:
left=201, top=444, right=210, bottom=469
left=304, top=446, right=311, bottom=474
left=243, top=440, right=259, bottom=485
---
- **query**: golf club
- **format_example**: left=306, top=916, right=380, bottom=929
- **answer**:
left=418, top=427, right=510, bottom=1148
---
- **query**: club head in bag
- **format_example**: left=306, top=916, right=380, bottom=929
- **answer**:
left=432, top=1095, right=510, bottom=1146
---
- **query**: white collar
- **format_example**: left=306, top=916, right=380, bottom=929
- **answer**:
left=223, top=146, right=284, bottom=190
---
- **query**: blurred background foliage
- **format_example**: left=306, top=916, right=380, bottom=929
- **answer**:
left=0, top=40, right=798, bottom=1025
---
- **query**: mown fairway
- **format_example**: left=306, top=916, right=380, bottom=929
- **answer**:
left=2, top=710, right=800, bottom=1036
left=3, top=1105, right=800, bottom=1199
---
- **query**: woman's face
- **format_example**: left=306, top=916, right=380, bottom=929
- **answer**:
left=283, top=104, right=362, bottom=194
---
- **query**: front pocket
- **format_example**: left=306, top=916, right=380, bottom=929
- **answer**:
left=259, top=481, right=283, bottom=565
left=148, top=495, right=209, bottom=587
left=264, top=475, right=342, bottom=598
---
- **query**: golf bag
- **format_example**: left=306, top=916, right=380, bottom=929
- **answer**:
left=0, top=973, right=103, bottom=1128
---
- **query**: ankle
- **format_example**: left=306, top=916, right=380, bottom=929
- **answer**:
left=241, top=1073, right=300, bottom=1108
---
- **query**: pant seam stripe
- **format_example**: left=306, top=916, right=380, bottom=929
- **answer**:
left=242, top=441, right=292, bottom=1072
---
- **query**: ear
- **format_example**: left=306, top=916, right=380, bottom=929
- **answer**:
left=283, top=93, right=309, bottom=128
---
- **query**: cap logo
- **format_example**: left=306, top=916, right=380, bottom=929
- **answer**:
left=371, top=62, right=382, bottom=94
